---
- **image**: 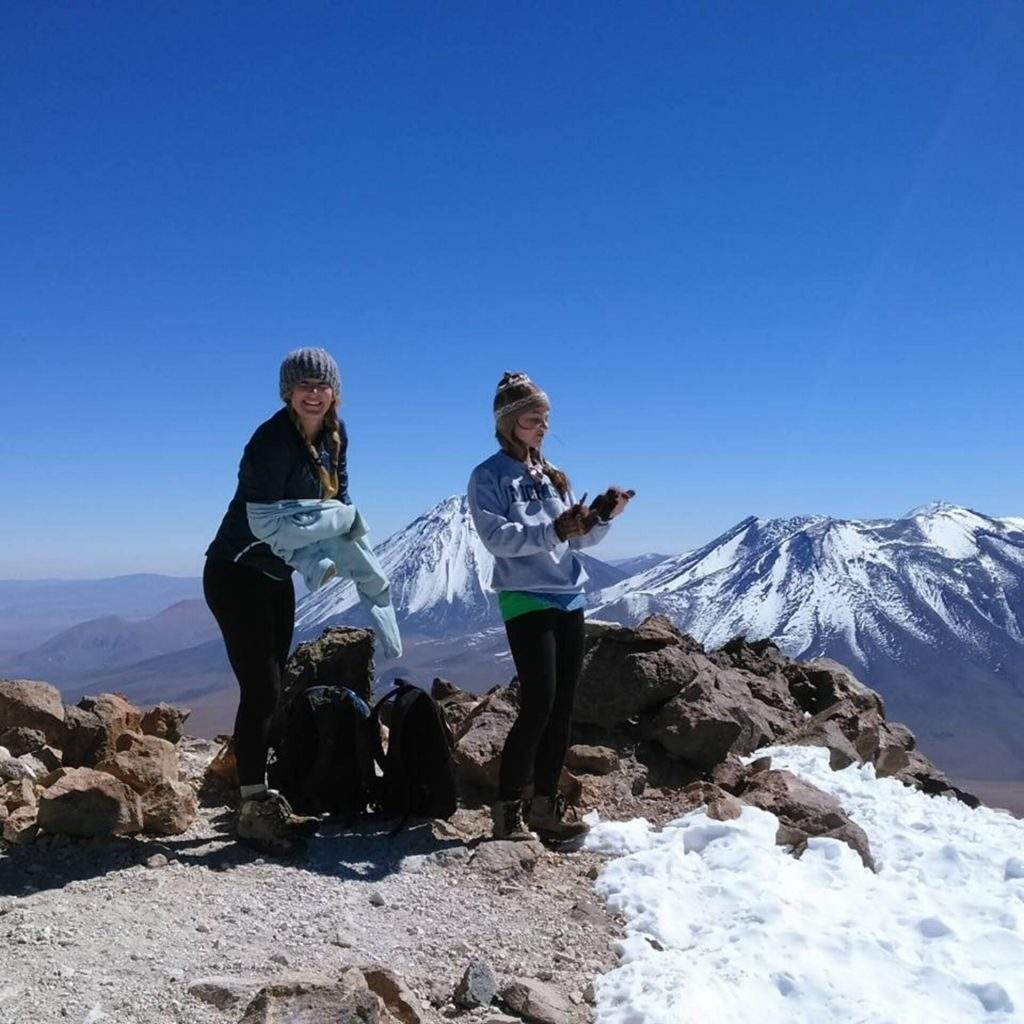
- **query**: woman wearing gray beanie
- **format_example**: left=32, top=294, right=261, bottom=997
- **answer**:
left=204, top=347, right=348, bottom=853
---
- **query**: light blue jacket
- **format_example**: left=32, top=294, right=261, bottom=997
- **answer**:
left=246, top=499, right=402, bottom=659
left=467, top=450, right=611, bottom=595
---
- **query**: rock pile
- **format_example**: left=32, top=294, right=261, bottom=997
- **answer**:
left=437, top=615, right=977, bottom=869
left=0, top=679, right=195, bottom=845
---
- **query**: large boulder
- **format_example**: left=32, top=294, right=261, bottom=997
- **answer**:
left=574, top=617, right=703, bottom=728
left=61, top=705, right=107, bottom=767
left=36, top=767, right=143, bottom=836
left=644, top=665, right=799, bottom=769
left=95, top=732, right=179, bottom=795
left=140, top=703, right=191, bottom=744
left=0, top=680, right=65, bottom=747
left=77, top=693, right=142, bottom=761
left=283, top=627, right=375, bottom=704
left=141, top=779, right=198, bottom=835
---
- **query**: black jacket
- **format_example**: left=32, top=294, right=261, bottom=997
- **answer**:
left=206, top=408, right=350, bottom=580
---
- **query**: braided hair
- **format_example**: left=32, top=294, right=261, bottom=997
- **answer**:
left=287, top=399, right=342, bottom=500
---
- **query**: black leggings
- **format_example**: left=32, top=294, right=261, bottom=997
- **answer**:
left=203, top=558, right=295, bottom=787
left=499, top=608, right=585, bottom=801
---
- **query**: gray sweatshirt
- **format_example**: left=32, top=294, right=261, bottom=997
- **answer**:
left=467, top=450, right=611, bottom=594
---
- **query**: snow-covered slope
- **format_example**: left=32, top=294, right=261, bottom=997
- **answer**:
left=295, top=495, right=625, bottom=637
left=592, top=503, right=1024, bottom=778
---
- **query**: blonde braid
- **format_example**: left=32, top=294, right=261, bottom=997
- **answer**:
left=288, top=403, right=340, bottom=500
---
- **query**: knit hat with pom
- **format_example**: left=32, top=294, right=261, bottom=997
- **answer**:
left=492, top=371, right=549, bottom=422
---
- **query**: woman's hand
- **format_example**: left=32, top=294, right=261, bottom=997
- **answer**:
left=554, top=503, right=592, bottom=541
left=590, top=486, right=635, bottom=522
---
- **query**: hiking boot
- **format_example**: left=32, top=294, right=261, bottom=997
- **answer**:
left=236, top=791, right=319, bottom=855
left=528, top=793, right=589, bottom=843
left=491, top=799, right=538, bottom=842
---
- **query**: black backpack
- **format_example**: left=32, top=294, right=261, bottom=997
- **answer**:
left=369, top=680, right=458, bottom=830
left=269, top=685, right=377, bottom=819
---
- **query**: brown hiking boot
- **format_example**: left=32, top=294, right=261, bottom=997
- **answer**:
left=491, top=799, right=538, bottom=842
left=528, top=793, right=589, bottom=843
left=236, top=791, right=319, bottom=855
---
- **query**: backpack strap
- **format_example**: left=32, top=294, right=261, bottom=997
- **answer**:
left=368, top=682, right=405, bottom=775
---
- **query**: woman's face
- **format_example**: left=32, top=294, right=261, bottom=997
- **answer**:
left=289, top=378, right=334, bottom=420
left=513, top=405, right=550, bottom=451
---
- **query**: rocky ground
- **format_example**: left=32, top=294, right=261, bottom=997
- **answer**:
left=0, top=736, right=620, bottom=1024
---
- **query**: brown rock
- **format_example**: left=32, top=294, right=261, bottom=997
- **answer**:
left=140, top=703, right=191, bottom=744
left=471, top=840, right=544, bottom=875
left=500, top=977, right=574, bottom=1024
left=565, top=744, right=620, bottom=775
left=647, top=662, right=802, bottom=769
left=0, top=680, right=65, bottom=747
left=454, top=688, right=518, bottom=790
left=282, top=627, right=375, bottom=705
left=77, top=693, right=142, bottom=760
left=2, top=804, right=38, bottom=844
left=96, top=732, right=178, bottom=794
left=36, top=766, right=143, bottom=836
left=239, top=972, right=386, bottom=1024
left=363, top=968, right=423, bottom=1024
left=740, top=769, right=874, bottom=870
left=1, top=777, right=37, bottom=813
left=142, top=779, right=198, bottom=835
left=61, top=705, right=107, bottom=767
left=206, top=736, right=238, bottom=786
left=574, top=617, right=702, bottom=728
left=0, top=726, right=47, bottom=757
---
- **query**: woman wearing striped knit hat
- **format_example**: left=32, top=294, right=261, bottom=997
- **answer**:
left=467, top=372, right=633, bottom=843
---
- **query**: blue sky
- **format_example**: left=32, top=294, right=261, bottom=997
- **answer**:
left=2, top=2, right=1022, bottom=578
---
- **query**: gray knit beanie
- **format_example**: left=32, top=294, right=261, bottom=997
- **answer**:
left=279, top=347, right=341, bottom=400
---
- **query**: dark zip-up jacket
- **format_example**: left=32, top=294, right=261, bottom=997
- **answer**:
left=206, top=407, right=350, bottom=580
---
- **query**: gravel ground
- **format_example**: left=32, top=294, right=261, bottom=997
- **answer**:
left=0, top=739, right=621, bottom=1024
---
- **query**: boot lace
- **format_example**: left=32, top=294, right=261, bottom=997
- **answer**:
left=504, top=800, right=528, bottom=834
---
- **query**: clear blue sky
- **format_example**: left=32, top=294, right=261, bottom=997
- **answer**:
left=2, top=2, right=1022, bottom=578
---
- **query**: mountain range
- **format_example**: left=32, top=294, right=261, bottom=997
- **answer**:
left=591, top=502, right=1024, bottom=778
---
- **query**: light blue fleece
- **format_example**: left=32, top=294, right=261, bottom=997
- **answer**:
left=245, top=499, right=402, bottom=659
left=467, top=450, right=611, bottom=595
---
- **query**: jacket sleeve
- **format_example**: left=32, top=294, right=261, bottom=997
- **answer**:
left=336, top=418, right=350, bottom=504
left=570, top=520, right=611, bottom=550
left=246, top=500, right=358, bottom=557
left=237, top=428, right=290, bottom=504
left=468, top=467, right=560, bottom=557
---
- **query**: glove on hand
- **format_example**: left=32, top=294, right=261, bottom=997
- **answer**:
left=589, top=487, right=634, bottom=523
left=554, top=504, right=592, bottom=542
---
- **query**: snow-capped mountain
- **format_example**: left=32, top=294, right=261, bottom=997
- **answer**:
left=608, top=552, right=674, bottom=576
left=295, top=495, right=626, bottom=638
left=592, top=503, right=1024, bottom=778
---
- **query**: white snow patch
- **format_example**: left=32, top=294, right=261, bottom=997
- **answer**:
left=585, top=745, right=1024, bottom=1023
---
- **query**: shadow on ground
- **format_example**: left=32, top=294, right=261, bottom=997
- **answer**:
left=0, top=811, right=472, bottom=898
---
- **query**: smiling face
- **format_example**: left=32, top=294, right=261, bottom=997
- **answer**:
left=512, top=404, right=550, bottom=452
left=288, top=378, right=335, bottom=421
